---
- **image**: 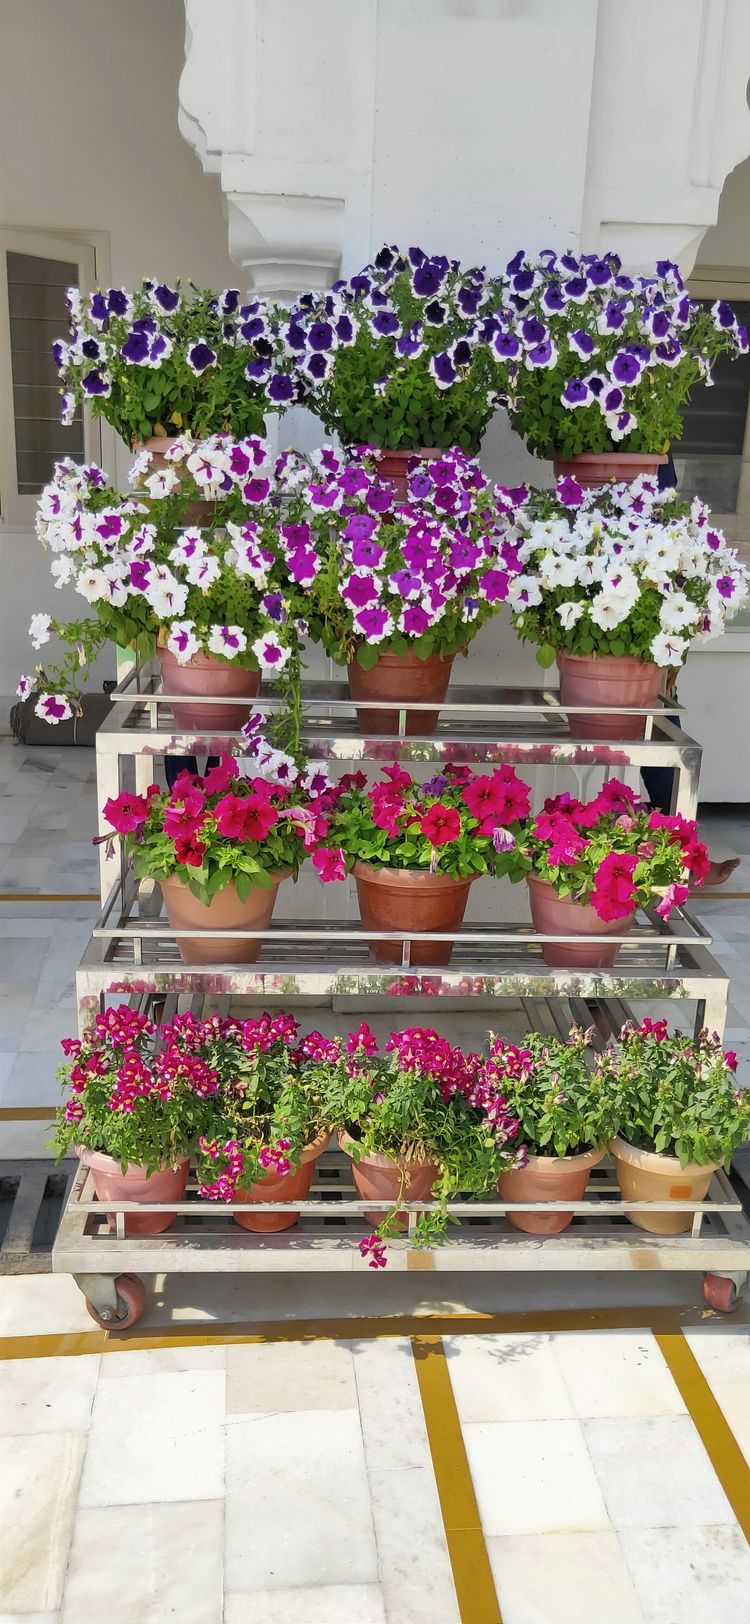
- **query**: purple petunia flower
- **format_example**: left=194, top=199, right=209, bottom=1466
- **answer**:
left=308, top=320, right=335, bottom=352
left=187, top=340, right=217, bottom=374
left=336, top=314, right=355, bottom=344
left=423, top=299, right=448, bottom=326
left=241, top=317, right=267, bottom=341
left=556, top=476, right=583, bottom=507
left=526, top=339, right=556, bottom=369
left=587, top=259, right=613, bottom=287
left=153, top=284, right=179, bottom=312
left=351, top=539, right=385, bottom=569
left=542, top=284, right=566, bottom=312
left=457, top=285, right=482, bottom=316
left=602, top=386, right=623, bottom=412
left=563, top=277, right=589, bottom=302
left=372, top=310, right=401, bottom=338
left=713, top=301, right=736, bottom=330
left=479, top=569, right=510, bottom=603
left=569, top=329, right=596, bottom=358
left=342, top=573, right=380, bottom=609
left=268, top=373, right=294, bottom=404
left=430, top=352, right=457, bottom=388
left=120, top=330, right=151, bottom=364
left=90, top=292, right=108, bottom=324
left=601, top=300, right=626, bottom=331
left=610, top=351, right=642, bottom=385
left=521, top=316, right=547, bottom=347
left=401, top=604, right=431, bottom=636
left=716, top=575, right=736, bottom=599
left=80, top=368, right=109, bottom=397
left=412, top=261, right=446, bottom=298
left=493, top=329, right=520, bottom=360
left=344, top=514, right=379, bottom=543
left=286, top=548, right=319, bottom=586
left=303, top=353, right=331, bottom=382
left=396, top=323, right=424, bottom=358
left=107, top=288, right=129, bottom=316
left=367, top=483, right=395, bottom=513
left=354, top=607, right=392, bottom=640
left=562, top=379, right=590, bottom=407
left=130, top=560, right=151, bottom=592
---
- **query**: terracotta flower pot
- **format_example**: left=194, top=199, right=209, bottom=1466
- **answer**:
left=339, top=1131, right=439, bottom=1229
left=132, top=434, right=174, bottom=475
left=77, top=1148, right=189, bottom=1237
left=557, top=651, right=661, bottom=741
left=160, top=871, right=288, bottom=965
left=347, top=649, right=456, bottom=736
left=552, top=452, right=667, bottom=489
left=157, top=646, right=260, bottom=731
left=232, top=1130, right=332, bottom=1232
left=376, top=447, right=441, bottom=499
left=610, top=1135, right=717, bottom=1235
left=527, top=873, right=634, bottom=969
left=498, top=1146, right=605, bottom=1234
left=354, top=861, right=475, bottom=967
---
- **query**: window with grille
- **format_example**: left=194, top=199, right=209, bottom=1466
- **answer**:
left=0, top=229, right=100, bottom=523
left=671, top=297, right=750, bottom=514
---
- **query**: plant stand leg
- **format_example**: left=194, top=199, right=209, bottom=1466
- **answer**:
left=74, top=1271, right=147, bottom=1329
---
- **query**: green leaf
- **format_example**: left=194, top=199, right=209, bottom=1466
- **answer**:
left=535, top=644, right=556, bottom=669
left=356, top=643, right=380, bottom=671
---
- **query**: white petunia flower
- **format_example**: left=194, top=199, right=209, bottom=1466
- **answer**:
left=29, top=613, right=52, bottom=648
left=651, top=631, right=688, bottom=667
left=659, top=592, right=701, bottom=633
left=166, top=620, right=202, bottom=663
left=207, top=623, right=248, bottom=658
left=144, top=467, right=181, bottom=499
left=557, top=601, right=585, bottom=630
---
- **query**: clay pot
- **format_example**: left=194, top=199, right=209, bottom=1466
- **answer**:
left=232, top=1130, right=332, bottom=1232
left=160, top=871, right=288, bottom=965
left=557, top=651, right=661, bottom=741
left=132, top=434, right=174, bottom=475
left=354, top=861, right=475, bottom=967
left=527, top=873, right=634, bottom=969
left=552, top=452, right=667, bottom=489
left=157, top=646, right=260, bottom=731
left=376, top=447, right=441, bottom=499
left=77, top=1148, right=189, bottom=1237
left=347, top=649, right=456, bottom=736
left=498, top=1146, right=605, bottom=1234
left=610, top=1135, right=716, bottom=1235
left=339, top=1131, right=439, bottom=1229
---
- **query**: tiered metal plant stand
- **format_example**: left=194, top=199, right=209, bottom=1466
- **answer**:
left=52, top=669, right=750, bottom=1326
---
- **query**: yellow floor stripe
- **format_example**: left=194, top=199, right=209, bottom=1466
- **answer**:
left=2, top=1303, right=746, bottom=1362
left=412, top=1335, right=502, bottom=1624
left=0, top=1107, right=54, bottom=1120
left=656, top=1332, right=750, bottom=1544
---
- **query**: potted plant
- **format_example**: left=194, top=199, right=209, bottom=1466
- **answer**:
left=50, top=1004, right=219, bottom=1235
left=313, top=1021, right=520, bottom=1261
left=186, top=1012, right=332, bottom=1232
left=289, top=244, right=512, bottom=476
left=54, top=280, right=301, bottom=450
left=19, top=436, right=314, bottom=734
left=483, top=1027, right=619, bottom=1232
left=601, top=1019, right=750, bottom=1234
left=507, top=475, right=749, bottom=737
left=303, top=445, right=527, bottom=732
left=510, top=779, right=709, bottom=966
left=100, top=752, right=318, bottom=964
left=313, top=760, right=531, bottom=966
left=501, top=249, right=748, bottom=483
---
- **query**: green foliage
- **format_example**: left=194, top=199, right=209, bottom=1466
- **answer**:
left=487, top=1028, right=621, bottom=1158
left=599, top=1022, right=750, bottom=1168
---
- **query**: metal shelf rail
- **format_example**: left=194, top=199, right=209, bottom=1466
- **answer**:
left=94, top=666, right=701, bottom=899
left=51, top=666, right=747, bottom=1324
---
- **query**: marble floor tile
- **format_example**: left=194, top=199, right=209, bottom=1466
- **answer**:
left=0, top=1432, right=85, bottom=1612
left=552, top=1330, right=686, bottom=1419
left=0, top=1354, right=100, bottom=1435
left=619, top=1524, right=750, bottom=1624
left=224, top=1409, right=379, bottom=1592
left=226, top=1336, right=356, bottom=1414
left=445, top=1332, right=574, bottom=1424
left=708, top=1383, right=750, bottom=1466
left=683, top=1326, right=750, bottom=1387
left=224, top=1585, right=387, bottom=1624
left=80, top=1367, right=225, bottom=1506
left=352, top=1337, right=432, bottom=1473
left=368, top=1464, right=460, bottom=1624
left=100, top=1345, right=225, bottom=1379
left=0, top=1615, right=60, bottom=1623
left=1, top=1049, right=62, bottom=1108
left=60, top=1500, right=223, bottom=1624
left=488, top=1530, right=645, bottom=1624
left=463, top=1419, right=610, bottom=1537
left=583, top=1415, right=735, bottom=1529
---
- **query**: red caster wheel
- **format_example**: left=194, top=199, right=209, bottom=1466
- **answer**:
left=703, top=1273, right=740, bottom=1314
left=85, top=1274, right=147, bottom=1329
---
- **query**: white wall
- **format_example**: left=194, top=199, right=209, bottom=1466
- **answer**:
left=0, top=0, right=239, bottom=700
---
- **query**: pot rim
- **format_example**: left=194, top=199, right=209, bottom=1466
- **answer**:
left=353, top=859, right=478, bottom=890
left=235, top=1127, right=332, bottom=1192
left=348, top=648, right=456, bottom=670
left=338, top=1129, right=440, bottom=1174
left=160, top=868, right=291, bottom=894
left=609, top=1134, right=717, bottom=1179
left=507, top=1145, right=606, bottom=1173
left=157, top=644, right=257, bottom=672
left=552, top=451, right=667, bottom=467
left=76, top=1146, right=190, bottom=1176
left=556, top=650, right=660, bottom=677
